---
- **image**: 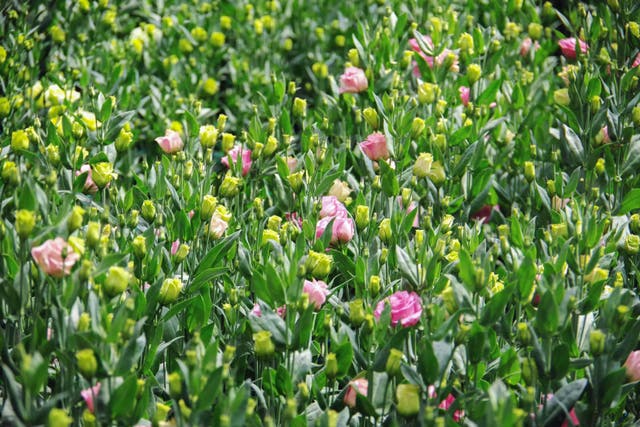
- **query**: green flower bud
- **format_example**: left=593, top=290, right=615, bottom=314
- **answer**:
left=633, top=106, right=640, bottom=125
left=528, top=22, right=543, bottom=40
left=413, top=152, right=434, bottom=178
left=115, top=128, right=134, bottom=152
left=380, top=247, right=389, bottom=264
left=589, top=329, right=606, bottom=356
left=76, top=348, right=98, bottom=378
left=630, top=214, right=640, bottom=234
left=253, top=330, right=275, bottom=358
left=418, top=82, right=439, bottom=104
left=159, top=277, right=183, bottom=305
left=427, top=161, right=446, bottom=186
left=458, top=32, right=474, bottom=53
left=386, top=348, right=403, bottom=376
left=141, top=200, right=156, bottom=223
left=264, top=135, right=279, bottom=156
left=48, top=408, right=73, bottom=427
left=200, top=195, right=217, bottom=220
left=132, top=235, right=147, bottom=259
left=11, top=129, right=30, bottom=151
left=91, top=162, right=114, bottom=188
left=349, top=299, right=365, bottom=327
left=550, top=223, right=568, bottom=239
left=325, top=352, right=338, bottom=379
left=362, top=107, right=379, bottom=129
left=305, top=250, right=333, bottom=277
left=355, top=205, right=370, bottom=230
left=82, top=409, right=96, bottom=427
left=379, top=218, right=392, bottom=243
left=77, top=312, right=91, bottom=332
left=219, top=174, right=241, bottom=197
left=86, top=222, right=100, bottom=248
left=467, top=64, right=482, bottom=84
left=262, top=229, right=280, bottom=246
left=288, top=171, right=304, bottom=192
left=517, top=322, right=531, bottom=346
left=1, top=161, right=20, bottom=185
left=554, top=89, right=570, bottom=106
left=293, top=97, right=307, bottom=118
left=521, top=358, right=537, bottom=386
left=168, top=371, right=182, bottom=398
left=154, top=402, right=171, bottom=424
left=15, top=209, right=36, bottom=239
left=396, top=384, right=420, bottom=417
left=67, top=206, right=85, bottom=232
left=221, top=133, right=236, bottom=152
left=369, top=275, right=381, bottom=296
left=104, top=266, right=131, bottom=297
left=199, top=125, right=218, bottom=148
left=175, top=244, right=189, bottom=263
left=524, top=161, right=535, bottom=182
left=411, top=117, right=426, bottom=138
left=267, top=215, right=282, bottom=231
left=623, top=234, right=640, bottom=254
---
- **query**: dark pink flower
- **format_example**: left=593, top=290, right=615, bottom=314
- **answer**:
left=31, top=238, right=80, bottom=278
left=459, top=86, right=470, bottom=107
left=360, top=132, right=389, bottom=161
left=338, top=67, right=368, bottom=94
left=81, top=382, right=101, bottom=414
left=303, top=279, right=329, bottom=309
left=470, top=205, right=500, bottom=224
left=221, top=146, right=252, bottom=176
left=155, top=130, right=184, bottom=154
left=558, top=38, right=589, bottom=60
left=374, top=291, right=422, bottom=327
left=344, top=378, right=368, bottom=408
left=428, top=385, right=464, bottom=421
left=633, top=53, right=640, bottom=68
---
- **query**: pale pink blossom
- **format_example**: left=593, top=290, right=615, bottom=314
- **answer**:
left=624, top=350, right=640, bottom=382
left=344, top=378, right=368, bottom=408
left=76, top=164, right=98, bottom=194
left=155, top=129, right=184, bottom=154
left=302, top=279, right=329, bottom=309
left=338, top=67, right=368, bottom=94
left=360, top=132, right=389, bottom=161
left=315, top=216, right=355, bottom=244
left=221, top=146, right=252, bottom=176
left=171, top=239, right=180, bottom=256
left=409, top=37, right=458, bottom=75
left=251, top=303, right=262, bottom=317
left=31, top=238, right=80, bottom=278
left=320, top=196, right=348, bottom=218
left=633, top=53, right=640, bottom=68
left=81, top=382, right=101, bottom=414
left=208, top=213, right=228, bottom=239
left=558, top=38, right=589, bottom=60
left=459, top=86, right=470, bottom=107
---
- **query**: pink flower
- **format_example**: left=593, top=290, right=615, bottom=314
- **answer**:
left=221, top=146, right=252, bottom=176
left=541, top=394, right=579, bottom=427
left=316, top=216, right=355, bottom=244
left=286, top=156, right=298, bottom=172
left=171, top=239, right=180, bottom=256
left=459, top=86, right=470, bottom=107
left=470, top=205, right=500, bottom=224
left=344, top=378, right=368, bottom=408
left=558, top=38, right=589, bottom=60
left=155, top=130, right=184, bottom=154
left=633, top=53, right=640, bottom=68
left=276, top=305, right=287, bottom=318
left=520, top=38, right=539, bottom=57
left=320, top=196, right=348, bottom=218
left=31, top=238, right=80, bottom=278
left=76, top=164, right=98, bottom=194
left=624, top=350, right=640, bottom=382
left=397, top=197, right=420, bottom=227
left=188, top=210, right=195, bottom=219
left=338, top=67, right=368, bottom=94
left=428, top=385, right=464, bottom=421
left=251, top=303, right=262, bottom=317
left=374, top=291, right=422, bottom=327
left=409, top=37, right=435, bottom=69
left=81, top=382, right=101, bottom=414
left=303, top=279, right=329, bottom=309
left=360, top=132, right=389, bottom=161
left=208, top=212, right=228, bottom=239
left=409, top=37, right=458, bottom=75
left=285, top=212, right=303, bottom=229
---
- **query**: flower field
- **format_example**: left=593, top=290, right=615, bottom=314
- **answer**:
left=1, top=0, right=640, bottom=425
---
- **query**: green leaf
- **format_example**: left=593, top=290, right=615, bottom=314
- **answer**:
left=539, top=379, right=587, bottom=427
left=18, top=180, right=38, bottom=211
left=417, top=339, right=439, bottom=385
left=477, top=79, right=502, bottom=105
left=195, top=366, right=223, bottom=412
left=114, top=335, right=146, bottom=375
left=497, top=348, right=521, bottom=386
left=379, top=160, right=399, bottom=197
left=535, top=291, right=559, bottom=337
left=562, top=124, right=584, bottom=162
left=457, top=249, right=475, bottom=291
left=276, top=365, right=293, bottom=397
left=335, top=341, right=353, bottom=378
left=481, top=285, right=514, bottom=326
left=550, top=343, right=570, bottom=380
left=618, top=188, right=640, bottom=214
left=110, top=375, right=138, bottom=418
left=194, top=232, right=239, bottom=277
left=395, top=246, right=418, bottom=287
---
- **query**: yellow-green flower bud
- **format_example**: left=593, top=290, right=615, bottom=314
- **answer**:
left=524, top=161, right=535, bottom=182
left=630, top=214, right=640, bottom=234
left=386, top=348, right=403, bottom=376
left=528, top=23, right=543, bottom=40
left=141, top=200, right=156, bottom=223
left=219, top=174, right=242, bottom=197
left=68, top=206, right=85, bottom=232
left=261, top=229, right=280, bottom=246
left=396, top=384, right=420, bottom=417
left=427, top=161, right=446, bottom=186
left=221, top=133, right=236, bottom=152
left=210, top=31, right=225, bottom=47
left=48, top=408, right=73, bottom=427
left=115, top=128, right=134, bottom=152
left=200, top=195, right=217, bottom=220
left=595, top=158, right=605, bottom=175
left=168, top=371, right=182, bottom=398
left=46, top=144, right=60, bottom=165
left=362, top=107, right=379, bottom=129
left=159, top=277, right=183, bottom=305
left=380, top=247, right=389, bottom=264
left=104, top=266, right=131, bottom=297
left=325, top=352, right=338, bottom=379
left=264, top=135, right=278, bottom=156
left=11, top=129, right=30, bottom=151
left=418, top=82, right=439, bottom=104
left=0, top=97, right=10, bottom=117
left=82, top=409, right=96, bottom=427
left=633, top=106, right=640, bottom=125
left=467, top=64, right=482, bottom=84
left=457, top=32, right=474, bottom=54
left=521, top=358, right=538, bottom=386
left=554, top=89, right=570, bottom=106
left=288, top=171, right=304, bottom=192
left=413, top=153, right=434, bottom=178
left=267, top=215, right=282, bottom=231
left=355, top=205, right=370, bottom=230
left=550, top=223, right=568, bottom=239
left=175, top=244, right=189, bottom=263
left=91, top=162, right=114, bottom=188
left=77, top=312, right=91, bottom=332
left=348, top=48, right=359, bottom=66
left=589, top=329, right=606, bottom=356
left=379, top=218, right=392, bottom=243
left=132, top=235, right=146, bottom=259
left=517, top=322, right=531, bottom=346
left=623, top=234, right=640, bottom=254
left=349, top=299, right=365, bottom=327
left=253, top=330, right=275, bottom=358
left=154, top=402, right=171, bottom=424
left=293, top=97, right=307, bottom=118
left=369, top=275, right=381, bottom=296
left=1, top=161, right=20, bottom=185
left=199, top=125, right=218, bottom=148
left=411, top=117, right=425, bottom=138
left=76, top=348, right=97, bottom=378
left=305, top=250, right=333, bottom=277
left=15, top=209, right=36, bottom=239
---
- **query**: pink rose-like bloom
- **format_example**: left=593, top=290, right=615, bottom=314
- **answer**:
left=459, top=86, right=470, bottom=107
left=316, top=216, right=355, bottom=244
left=221, top=146, right=252, bottom=176
left=338, top=67, right=368, bottom=94
left=624, top=350, right=640, bottom=382
left=374, top=291, right=423, bottom=327
left=344, top=378, right=368, bottom=408
left=81, top=382, right=101, bottom=414
left=31, top=238, right=80, bottom=278
left=171, top=239, right=180, bottom=256
left=209, top=213, right=228, bottom=239
left=76, top=164, right=98, bottom=194
left=360, top=132, right=389, bottom=161
left=633, top=53, right=640, bottom=68
left=303, top=279, right=329, bottom=309
left=428, top=385, right=464, bottom=422
left=558, top=38, right=589, bottom=60
left=155, top=129, right=184, bottom=154
left=320, top=196, right=348, bottom=219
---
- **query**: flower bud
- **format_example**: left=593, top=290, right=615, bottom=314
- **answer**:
left=67, top=206, right=85, bottom=232
left=427, top=161, right=446, bottom=186
left=325, top=352, right=338, bottom=379
left=159, top=277, right=183, bottom=305
left=623, top=234, right=640, bottom=254
left=413, top=153, right=433, bottom=178
left=288, top=171, right=304, bottom=192
left=168, top=371, right=182, bottom=398
left=362, top=107, right=379, bottom=129
left=293, top=97, right=307, bottom=118
left=458, top=32, right=474, bottom=53
left=418, top=82, right=439, bottom=104
left=48, top=408, right=73, bottom=427
left=219, top=174, right=241, bottom=197
left=411, top=118, right=425, bottom=138
left=16, top=209, right=36, bottom=239
left=379, top=218, right=392, bottom=243
left=633, top=106, right=640, bottom=125
left=630, top=214, right=640, bottom=234
left=589, top=329, right=606, bottom=356
left=221, top=133, right=236, bottom=152
left=253, top=330, right=275, bottom=358
left=467, top=64, right=482, bottom=84
left=1, top=161, right=20, bottom=185
left=154, top=402, right=171, bottom=424
left=141, top=200, right=156, bottom=223
left=11, top=129, right=30, bottom=151
left=349, top=299, right=365, bottom=327
left=305, top=250, right=333, bottom=277
left=104, top=266, right=131, bottom=297
left=175, top=244, right=189, bottom=263
left=395, top=384, right=420, bottom=417
left=264, top=135, right=279, bottom=156
left=386, top=348, right=403, bottom=376
left=76, top=348, right=98, bottom=378
left=355, top=205, right=370, bottom=230
left=131, top=235, right=146, bottom=259
left=524, top=161, right=535, bottom=182
left=380, top=247, right=389, bottom=264
left=550, top=223, right=568, bottom=239
left=369, top=275, right=381, bottom=296
left=91, top=162, right=114, bottom=188
left=517, top=322, right=531, bottom=346
left=521, top=358, right=538, bottom=386
left=82, top=409, right=96, bottom=427
left=200, top=195, right=217, bottom=220
left=554, top=89, right=570, bottom=106
left=528, top=22, right=543, bottom=40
